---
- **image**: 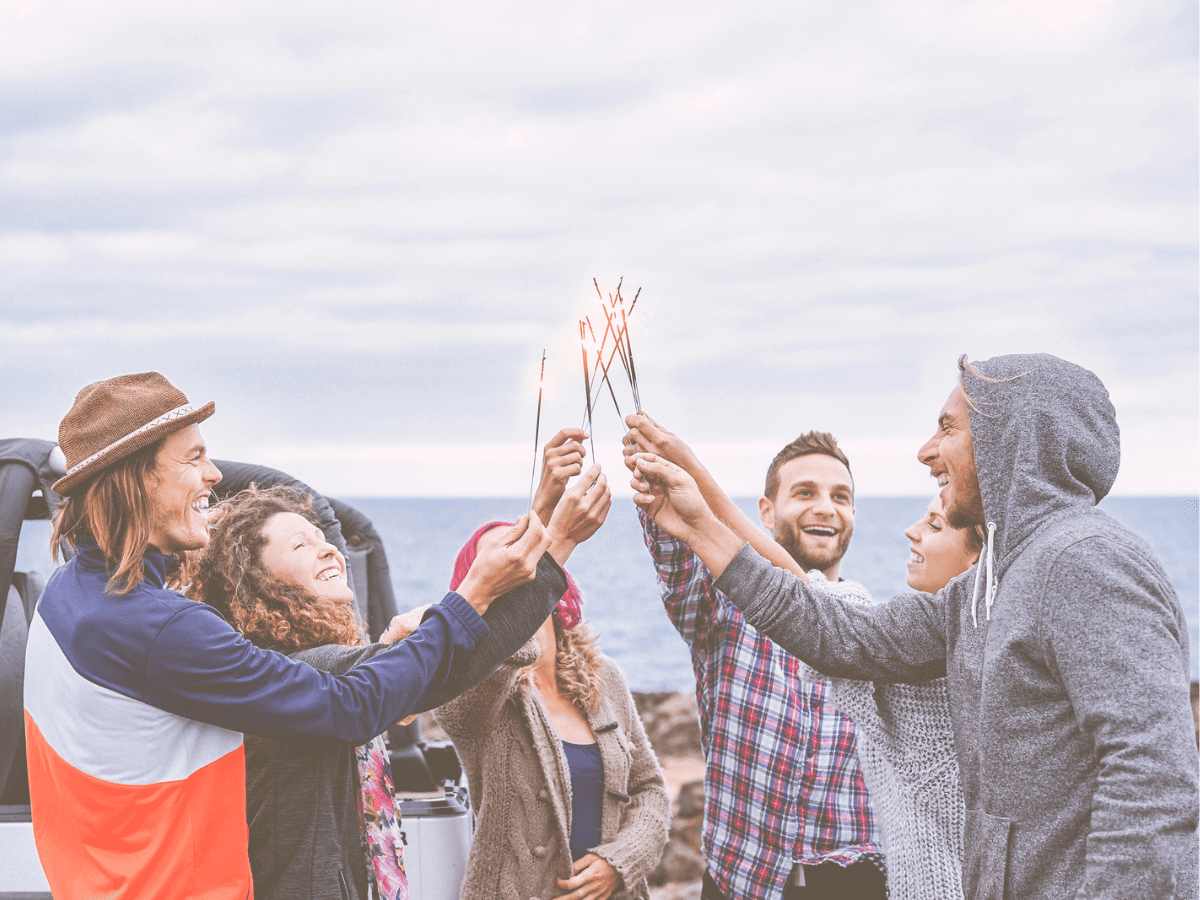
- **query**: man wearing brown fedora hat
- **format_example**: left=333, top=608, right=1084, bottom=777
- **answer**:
left=22, top=372, right=573, bottom=900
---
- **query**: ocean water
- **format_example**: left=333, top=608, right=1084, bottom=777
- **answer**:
left=16, top=496, right=1198, bottom=689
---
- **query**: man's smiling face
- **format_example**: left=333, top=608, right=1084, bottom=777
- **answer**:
left=759, top=453, right=855, bottom=580
left=918, top=382, right=987, bottom=530
left=145, top=424, right=222, bottom=554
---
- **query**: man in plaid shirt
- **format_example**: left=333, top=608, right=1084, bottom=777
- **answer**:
left=625, top=419, right=883, bottom=899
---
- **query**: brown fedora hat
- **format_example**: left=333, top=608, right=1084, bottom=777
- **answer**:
left=53, top=372, right=216, bottom=497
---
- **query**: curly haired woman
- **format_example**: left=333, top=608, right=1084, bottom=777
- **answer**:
left=189, top=479, right=608, bottom=900
left=435, top=443, right=670, bottom=900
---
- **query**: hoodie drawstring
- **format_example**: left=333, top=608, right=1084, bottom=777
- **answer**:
left=970, top=522, right=998, bottom=628
left=983, top=521, right=997, bottom=621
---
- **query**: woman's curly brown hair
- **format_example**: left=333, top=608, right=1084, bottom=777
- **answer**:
left=186, top=484, right=365, bottom=653
left=519, top=615, right=606, bottom=714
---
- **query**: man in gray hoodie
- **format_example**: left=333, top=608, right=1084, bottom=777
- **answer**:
left=629, top=353, right=1198, bottom=900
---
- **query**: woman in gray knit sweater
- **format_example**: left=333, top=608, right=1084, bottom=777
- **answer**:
left=807, top=495, right=981, bottom=900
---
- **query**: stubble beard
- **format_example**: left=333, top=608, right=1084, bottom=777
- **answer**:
left=775, top=519, right=852, bottom=575
left=945, top=479, right=987, bottom=531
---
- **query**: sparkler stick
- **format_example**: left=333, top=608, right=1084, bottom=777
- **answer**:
left=621, top=305, right=641, bottom=410
left=579, top=277, right=644, bottom=431
left=585, top=279, right=623, bottom=394
left=579, top=321, right=595, bottom=458
left=528, top=350, right=546, bottom=508
left=585, top=316, right=625, bottom=422
left=599, top=300, right=635, bottom=395
left=579, top=304, right=627, bottom=427
left=591, top=281, right=638, bottom=392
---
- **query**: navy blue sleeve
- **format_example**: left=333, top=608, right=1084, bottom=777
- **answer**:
left=142, top=593, right=488, bottom=743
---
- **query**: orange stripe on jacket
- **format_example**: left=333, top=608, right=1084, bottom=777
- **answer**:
left=26, top=712, right=253, bottom=900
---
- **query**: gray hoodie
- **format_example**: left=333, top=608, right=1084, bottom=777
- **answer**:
left=713, top=353, right=1198, bottom=900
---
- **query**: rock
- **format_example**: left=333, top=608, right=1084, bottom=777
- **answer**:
left=649, top=880, right=703, bottom=900
left=634, top=691, right=703, bottom=759
left=649, top=824, right=707, bottom=886
left=648, top=775, right=706, bottom=886
left=677, top=779, right=705, bottom=819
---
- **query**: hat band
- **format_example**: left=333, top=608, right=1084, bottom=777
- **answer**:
left=64, top=403, right=198, bottom=477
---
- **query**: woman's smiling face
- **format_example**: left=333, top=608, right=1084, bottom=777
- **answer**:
left=903, top=495, right=980, bottom=594
left=259, top=512, right=354, bottom=604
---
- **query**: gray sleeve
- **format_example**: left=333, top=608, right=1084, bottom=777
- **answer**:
left=291, top=642, right=387, bottom=676
left=415, top=552, right=567, bottom=713
left=714, top=543, right=949, bottom=683
left=1045, top=539, right=1198, bottom=899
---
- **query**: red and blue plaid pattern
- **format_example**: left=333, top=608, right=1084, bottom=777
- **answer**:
left=640, top=512, right=881, bottom=899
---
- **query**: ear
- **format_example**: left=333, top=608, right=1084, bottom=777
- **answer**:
left=758, top=496, right=775, bottom=530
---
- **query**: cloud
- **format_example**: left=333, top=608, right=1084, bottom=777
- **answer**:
left=0, top=0, right=1194, bottom=494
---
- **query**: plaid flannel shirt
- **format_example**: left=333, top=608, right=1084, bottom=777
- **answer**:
left=640, top=511, right=881, bottom=899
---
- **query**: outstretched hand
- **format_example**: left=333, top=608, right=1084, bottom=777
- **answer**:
left=378, top=605, right=432, bottom=644
left=629, top=452, right=714, bottom=540
left=622, top=411, right=702, bottom=476
left=532, top=427, right=588, bottom=525
left=455, top=514, right=551, bottom=614
left=546, top=463, right=611, bottom=561
left=632, top=452, right=744, bottom=578
left=555, top=852, right=621, bottom=900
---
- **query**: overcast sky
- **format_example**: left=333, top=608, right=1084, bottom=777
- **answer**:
left=2, top=0, right=1195, bottom=498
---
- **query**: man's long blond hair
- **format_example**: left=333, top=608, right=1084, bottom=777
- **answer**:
left=50, top=441, right=163, bottom=595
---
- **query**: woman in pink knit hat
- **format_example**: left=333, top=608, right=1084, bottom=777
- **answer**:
left=437, top=429, right=670, bottom=900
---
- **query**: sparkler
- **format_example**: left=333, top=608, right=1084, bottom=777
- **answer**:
left=582, top=279, right=641, bottom=415
left=579, top=321, right=596, bottom=458
left=598, top=298, right=635, bottom=400
left=528, top=349, right=546, bottom=508
left=585, top=317, right=625, bottom=422
left=576, top=277, right=645, bottom=440
left=621, top=291, right=642, bottom=409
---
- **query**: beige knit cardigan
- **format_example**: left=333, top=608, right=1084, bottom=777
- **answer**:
left=435, top=638, right=670, bottom=900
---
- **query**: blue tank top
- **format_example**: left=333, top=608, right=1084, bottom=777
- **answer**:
left=561, top=739, right=604, bottom=861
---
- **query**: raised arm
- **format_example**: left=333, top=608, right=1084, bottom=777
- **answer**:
left=417, top=458, right=609, bottom=712
left=455, top=513, right=552, bottom=614
left=624, top=413, right=806, bottom=578
left=415, top=551, right=567, bottom=713
left=630, top=451, right=946, bottom=682
left=545, top=463, right=611, bottom=566
left=628, top=451, right=781, bottom=582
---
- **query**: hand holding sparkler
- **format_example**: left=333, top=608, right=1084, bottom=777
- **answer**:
left=630, top=453, right=742, bottom=578
left=622, top=411, right=705, bottom=477
left=531, top=427, right=589, bottom=526
left=545, top=463, right=612, bottom=566
left=629, top=453, right=715, bottom=535
left=456, top=513, right=552, bottom=614
left=628, top=424, right=814, bottom=581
